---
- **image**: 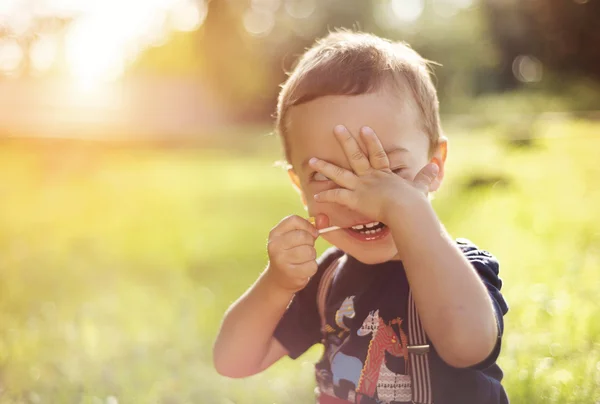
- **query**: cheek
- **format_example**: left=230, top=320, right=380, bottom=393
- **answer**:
left=304, top=183, right=340, bottom=216
left=305, top=203, right=338, bottom=225
left=305, top=180, right=336, bottom=196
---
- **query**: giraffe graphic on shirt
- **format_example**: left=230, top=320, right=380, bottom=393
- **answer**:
left=355, top=310, right=412, bottom=403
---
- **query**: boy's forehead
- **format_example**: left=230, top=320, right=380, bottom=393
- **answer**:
left=286, top=92, right=425, bottom=170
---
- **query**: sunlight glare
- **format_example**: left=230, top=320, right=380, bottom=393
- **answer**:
left=0, top=0, right=17, bottom=14
left=65, top=17, right=126, bottom=87
left=39, top=0, right=207, bottom=86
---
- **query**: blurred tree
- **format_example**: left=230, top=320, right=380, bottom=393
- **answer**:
left=235, top=0, right=496, bottom=115
left=132, top=0, right=600, bottom=120
left=483, top=0, right=600, bottom=86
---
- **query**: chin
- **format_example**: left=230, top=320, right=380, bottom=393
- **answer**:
left=350, top=250, right=398, bottom=265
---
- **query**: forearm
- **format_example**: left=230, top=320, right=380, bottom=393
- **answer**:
left=213, top=267, right=293, bottom=376
left=389, top=200, right=498, bottom=368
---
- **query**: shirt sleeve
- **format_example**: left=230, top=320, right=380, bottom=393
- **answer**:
left=273, top=247, right=343, bottom=359
left=457, top=238, right=509, bottom=370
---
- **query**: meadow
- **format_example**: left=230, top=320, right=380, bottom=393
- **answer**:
left=0, top=119, right=599, bottom=403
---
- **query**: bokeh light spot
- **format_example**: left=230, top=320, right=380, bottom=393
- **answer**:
left=5, top=6, right=32, bottom=35
left=170, top=0, right=207, bottom=32
left=0, top=38, right=23, bottom=72
left=513, top=54, right=543, bottom=83
left=252, top=0, right=281, bottom=13
left=106, top=396, right=119, bottom=404
left=391, top=0, right=424, bottom=23
left=243, top=9, right=275, bottom=37
left=284, top=0, right=315, bottom=19
left=30, top=35, right=58, bottom=73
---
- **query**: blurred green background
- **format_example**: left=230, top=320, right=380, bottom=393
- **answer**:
left=1, top=0, right=599, bottom=403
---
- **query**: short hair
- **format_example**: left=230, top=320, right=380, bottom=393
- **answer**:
left=275, top=29, right=442, bottom=163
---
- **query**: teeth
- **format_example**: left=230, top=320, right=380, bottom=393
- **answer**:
left=352, top=221, right=380, bottom=230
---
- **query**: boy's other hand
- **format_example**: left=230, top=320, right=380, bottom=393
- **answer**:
left=266, top=215, right=320, bottom=293
left=308, top=125, right=439, bottom=223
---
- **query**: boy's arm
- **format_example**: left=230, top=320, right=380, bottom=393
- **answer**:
left=213, top=269, right=291, bottom=378
left=213, top=215, right=320, bottom=378
left=387, top=200, right=500, bottom=369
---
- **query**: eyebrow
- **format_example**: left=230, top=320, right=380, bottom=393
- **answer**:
left=300, top=147, right=410, bottom=170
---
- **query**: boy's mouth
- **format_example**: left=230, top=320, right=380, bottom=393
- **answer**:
left=348, top=221, right=386, bottom=235
left=344, top=221, right=390, bottom=242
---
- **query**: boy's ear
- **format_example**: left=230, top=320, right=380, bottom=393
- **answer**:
left=429, top=136, right=448, bottom=192
left=287, top=168, right=307, bottom=208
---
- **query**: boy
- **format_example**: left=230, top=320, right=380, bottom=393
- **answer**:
left=213, top=30, right=509, bottom=404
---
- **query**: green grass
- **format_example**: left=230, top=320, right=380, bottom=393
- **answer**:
left=1, top=120, right=599, bottom=403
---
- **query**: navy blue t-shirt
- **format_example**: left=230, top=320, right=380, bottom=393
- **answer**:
left=274, top=239, right=509, bottom=404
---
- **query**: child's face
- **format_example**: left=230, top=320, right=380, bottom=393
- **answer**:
left=286, top=89, right=443, bottom=264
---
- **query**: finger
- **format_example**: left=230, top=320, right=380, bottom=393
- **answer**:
left=279, top=230, right=317, bottom=250
left=307, top=214, right=330, bottom=230
left=308, top=157, right=357, bottom=189
left=333, top=125, right=371, bottom=175
left=292, top=260, right=319, bottom=278
left=286, top=245, right=317, bottom=264
left=361, top=126, right=390, bottom=171
left=412, top=163, right=440, bottom=194
left=314, top=188, right=356, bottom=208
left=314, top=213, right=330, bottom=230
left=270, top=215, right=319, bottom=238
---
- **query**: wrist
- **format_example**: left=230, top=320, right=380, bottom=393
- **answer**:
left=261, top=264, right=298, bottom=301
left=387, top=200, right=445, bottom=261
left=383, top=191, right=431, bottom=228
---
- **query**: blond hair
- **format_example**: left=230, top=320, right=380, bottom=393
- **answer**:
left=275, top=30, right=442, bottom=162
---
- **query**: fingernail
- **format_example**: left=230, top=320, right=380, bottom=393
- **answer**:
left=313, top=194, right=320, bottom=201
left=362, top=126, right=374, bottom=136
left=308, top=157, right=318, bottom=166
left=333, top=125, right=346, bottom=135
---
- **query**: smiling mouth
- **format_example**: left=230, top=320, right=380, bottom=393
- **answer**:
left=348, top=221, right=386, bottom=234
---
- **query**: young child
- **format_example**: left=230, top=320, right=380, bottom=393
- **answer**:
left=213, top=30, right=509, bottom=404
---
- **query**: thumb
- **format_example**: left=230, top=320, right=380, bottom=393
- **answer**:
left=412, top=163, right=439, bottom=193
